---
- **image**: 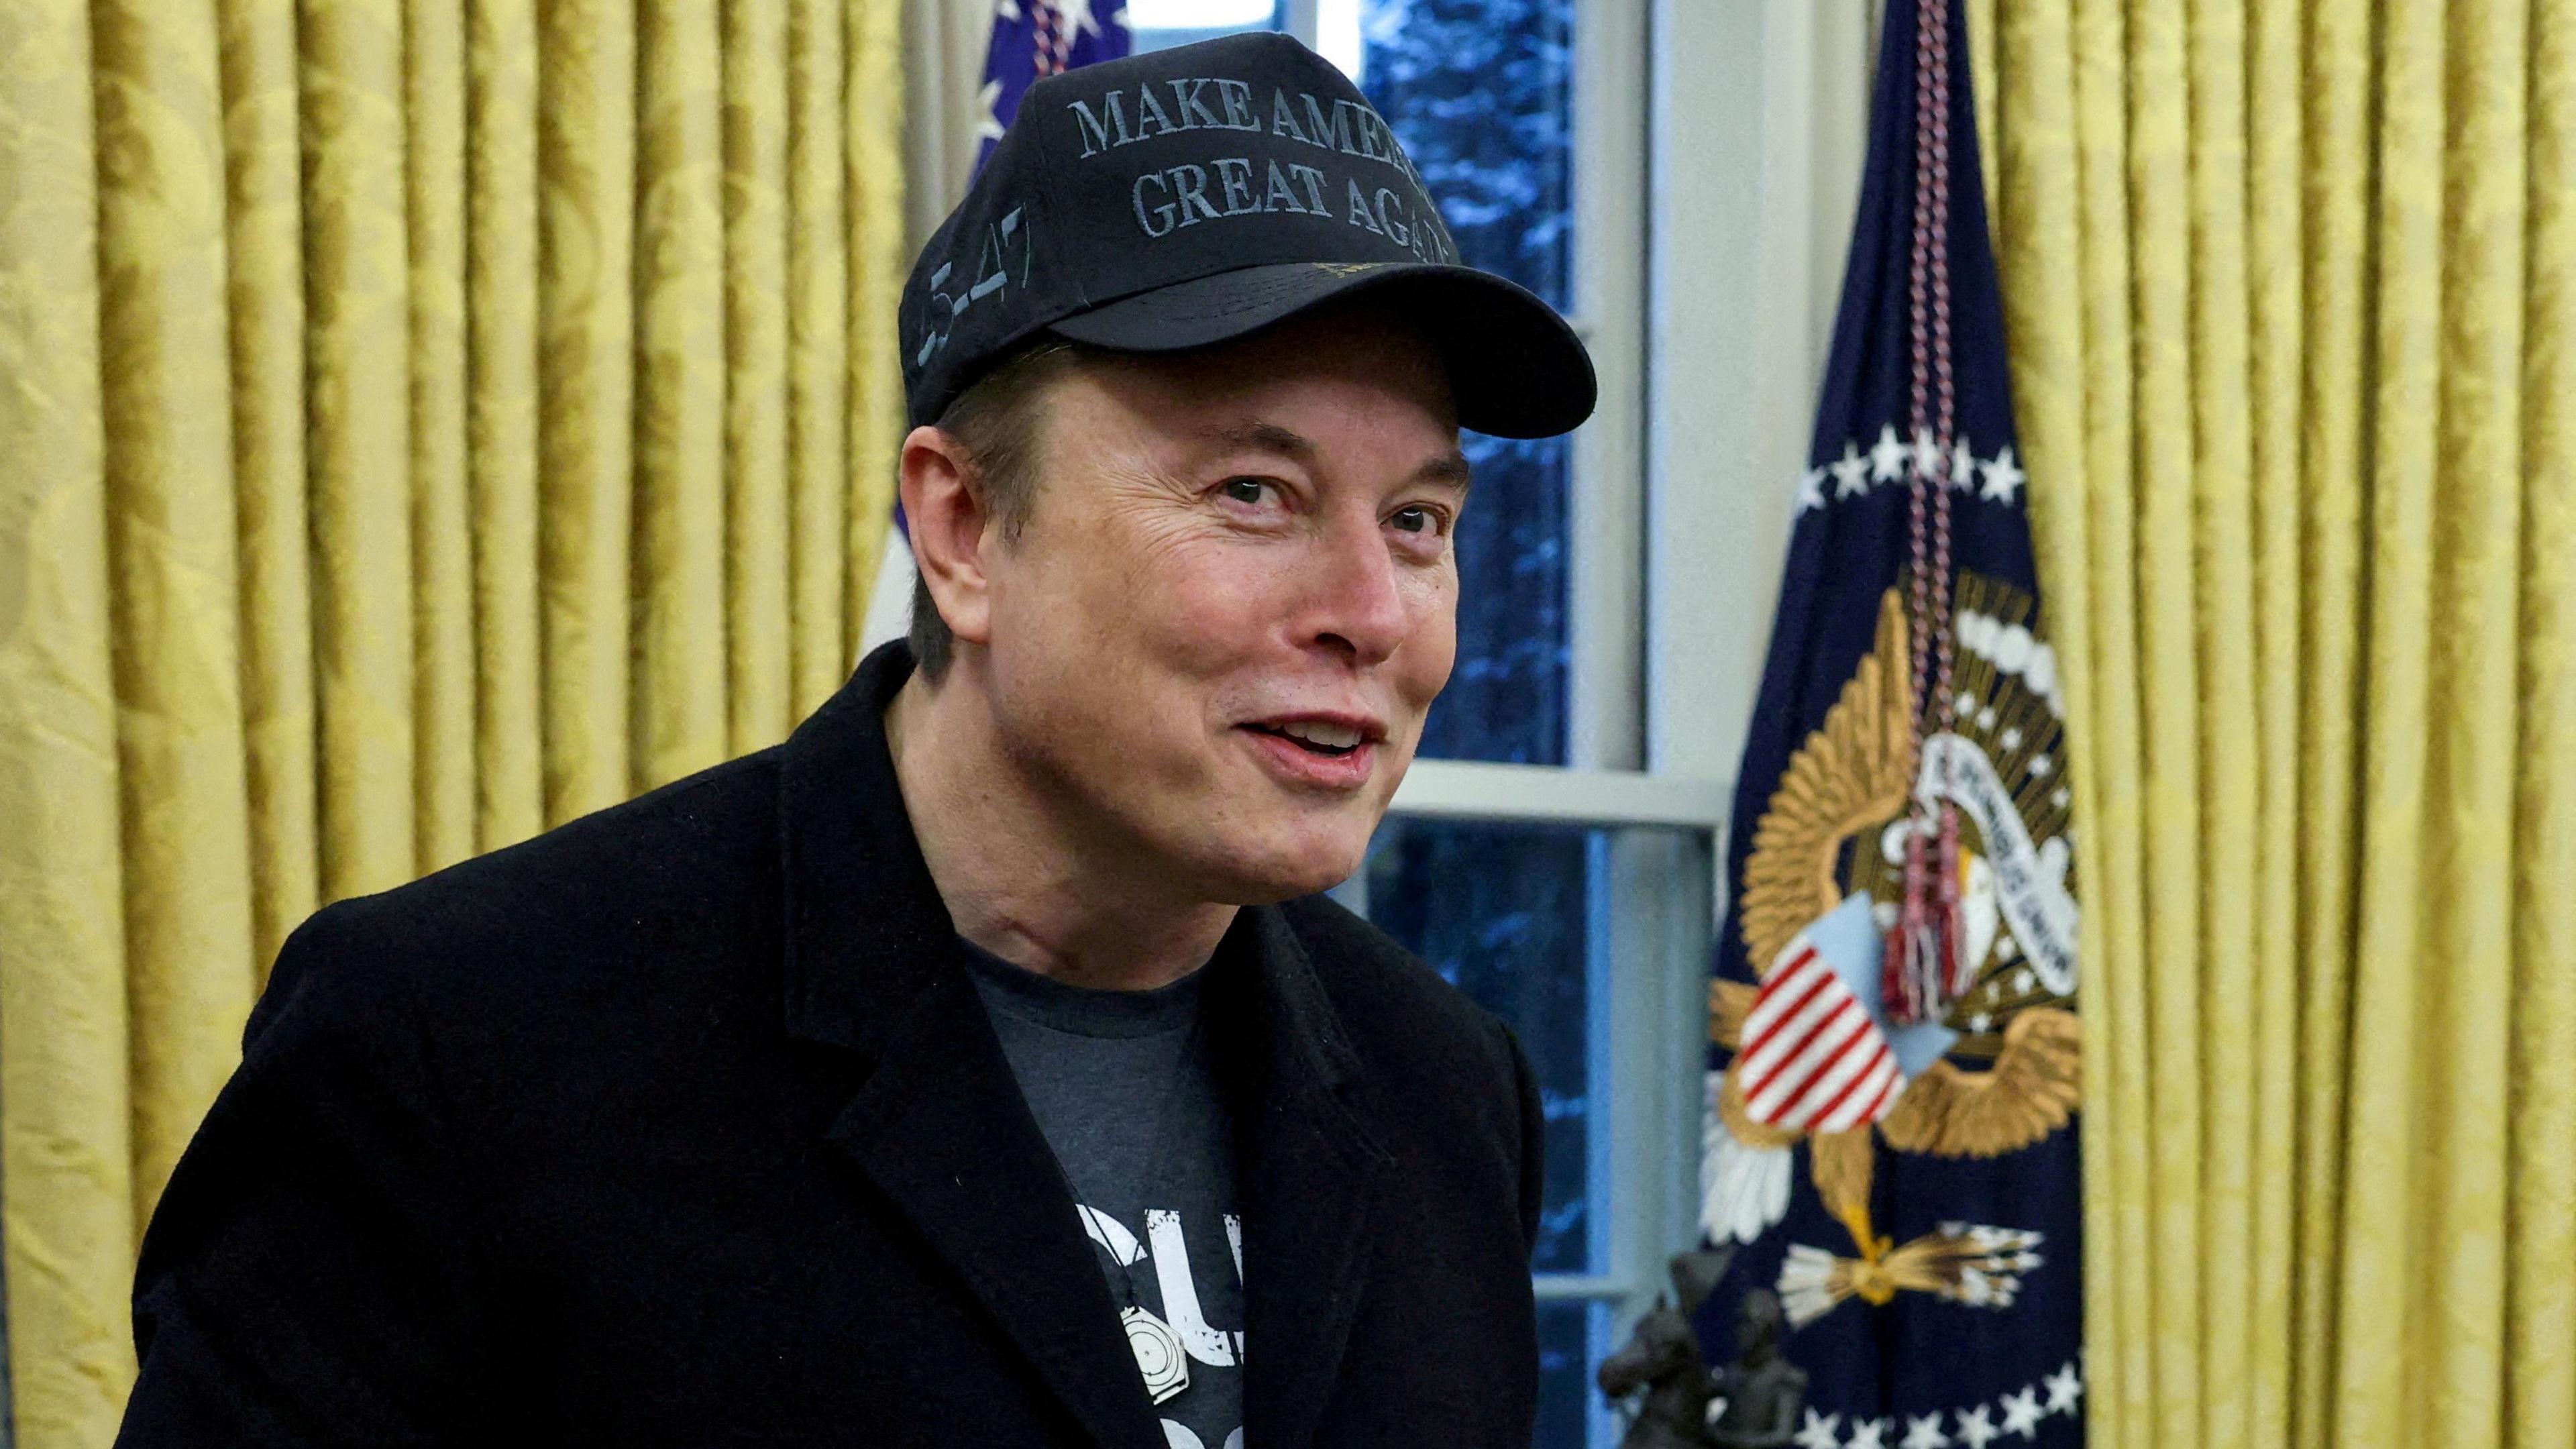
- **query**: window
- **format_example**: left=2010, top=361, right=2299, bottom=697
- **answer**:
left=1362, top=0, right=1580, bottom=765
left=1128, top=3, right=1731, bottom=1444
left=1126, top=0, right=1286, bottom=54
left=1340, top=3, right=1695, bottom=1446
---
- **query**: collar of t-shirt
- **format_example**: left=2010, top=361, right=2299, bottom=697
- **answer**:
left=955, top=937, right=1206, bottom=1039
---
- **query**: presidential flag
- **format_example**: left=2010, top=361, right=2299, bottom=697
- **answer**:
left=973, top=0, right=1134, bottom=168
left=1697, top=1, right=2085, bottom=1446
left=858, top=0, right=1136, bottom=653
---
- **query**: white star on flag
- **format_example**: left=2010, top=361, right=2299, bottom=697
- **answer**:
left=1979, top=445, right=2025, bottom=504
left=1833, top=441, right=1873, bottom=498
left=1911, top=427, right=1942, bottom=479
left=1845, top=1416, right=1890, bottom=1449
left=2043, top=1362, right=2084, bottom=1416
left=1902, top=1413, right=1953, bottom=1449
left=1953, top=1405, right=1998, bottom=1449
left=1870, top=424, right=1910, bottom=482
left=1798, top=466, right=1829, bottom=515
left=1998, top=1387, right=2045, bottom=1440
left=975, top=78, right=1006, bottom=142
left=1951, top=436, right=1977, bottom=490
left=1794, top=1410, right=1845, bottom=1449
left=994, top=0, right=1020, bottom=17
left=1055, top=0, right=1104, bottom=37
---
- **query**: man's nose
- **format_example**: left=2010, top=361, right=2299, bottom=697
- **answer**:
left=1303, top=515, right=1409, bottom=667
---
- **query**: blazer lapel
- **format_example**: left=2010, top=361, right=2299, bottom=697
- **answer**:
left=1214, top=908, right=1394, bottom=1449
left=779, top=643, right=1400, bottom=1449
left=776, top=645, right=1165, bottom=1449
left=822, top=972, right=1168, bottom=1449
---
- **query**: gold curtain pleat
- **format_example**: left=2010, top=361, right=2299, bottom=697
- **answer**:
left=634, top=0, right=727, bottom=792
left=2512, top=15, right=2576, bottom=1446
left=222, top=0, right=319, bottom=973
left=539, top=0, right=637, bottom=822
left=305, top=0, right=419, bottom=900
left=0, top=0, right=907, bottom=1438
left=787, top=0, right=849, bottom=718
left=0, top=5, right=136, bottom=1444
left=410, top=0, right=478, bottom=875
left=2238, top=5, right=2302, bottom=1440
left=91, top=0, right=262, bottom=1228
left=1979, top=3, right=2576, bottom=1446
left=725, top=0, right=794, bottom=754
left=466, top=0, right=545, bottom=853
left=846, top=0, right=903, bottom=655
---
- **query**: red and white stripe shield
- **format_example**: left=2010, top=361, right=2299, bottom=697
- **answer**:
left=1736, top=936, right=1903, bottom=1133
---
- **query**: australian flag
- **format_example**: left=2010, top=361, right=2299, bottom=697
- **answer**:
left=975, top=0, right=1133, bottom=168
left=1697, top=2, right=2085, bottom=1446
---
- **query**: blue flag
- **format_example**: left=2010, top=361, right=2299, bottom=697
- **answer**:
left=1697, top=1, right=2085, bottom=1446
left=974, top=0, right=1133, bottom=170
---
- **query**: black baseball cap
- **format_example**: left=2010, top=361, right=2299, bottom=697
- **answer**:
left=899, top=31, right=1597, bottom=440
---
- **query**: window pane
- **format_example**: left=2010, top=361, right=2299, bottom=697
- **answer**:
left=1128, top=0, right=1284, bottom=53
left=1360, top=0, right=1572, bottom=307
left=1361, top=0, right=1576, bottom=763
left=1360, top=818, right=1595, bottom=1271
left=1535, top=1299, right=1597, bottom=1449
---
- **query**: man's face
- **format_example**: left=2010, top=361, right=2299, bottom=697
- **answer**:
left=977, top=308, right=1466, bottom=904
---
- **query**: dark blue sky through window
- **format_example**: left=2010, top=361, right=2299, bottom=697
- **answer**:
left=1534, top=1302, right=1597, bottom=1448
left=1362, top=818, right=1595, bottom=1275
left=1363, top=0, right=1576, bottom=765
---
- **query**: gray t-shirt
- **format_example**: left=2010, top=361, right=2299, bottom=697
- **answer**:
left=961, top=941, right=1244, bottom=1449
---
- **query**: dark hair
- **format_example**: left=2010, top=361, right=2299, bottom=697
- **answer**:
left=906, top=337, right=1098, bottom=681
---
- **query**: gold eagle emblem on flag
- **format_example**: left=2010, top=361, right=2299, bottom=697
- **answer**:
left=1705, top=578, right=2080, bottom=1326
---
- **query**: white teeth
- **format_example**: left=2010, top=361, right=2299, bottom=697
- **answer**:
left=1279, top=720, right=1362, bottom=749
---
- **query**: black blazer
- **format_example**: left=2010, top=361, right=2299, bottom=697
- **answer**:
left=119, top=643, right=1547, bottom=1448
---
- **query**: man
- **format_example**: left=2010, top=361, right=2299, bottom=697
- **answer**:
left=119, top=31, right=1594, bottom=1449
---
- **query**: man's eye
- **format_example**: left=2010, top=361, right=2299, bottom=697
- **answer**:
left=1220, top=477, right=1274, bottom=506
left=1389, top=506, right=1442, bottom=535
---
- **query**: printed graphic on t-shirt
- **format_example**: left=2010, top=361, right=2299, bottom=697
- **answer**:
left=1077, top=1203, right=1246, bottom=1449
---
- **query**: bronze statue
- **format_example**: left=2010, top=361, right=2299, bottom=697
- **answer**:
left=1597, top=1251, right=1809, bottom=1449
left=1705, top=1289, right=1804, bottom=1449
left=1596, top=1250, right=1732, bottom=1449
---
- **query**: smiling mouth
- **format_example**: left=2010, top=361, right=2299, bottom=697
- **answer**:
left=1244, top=720, right=1367, bottom=757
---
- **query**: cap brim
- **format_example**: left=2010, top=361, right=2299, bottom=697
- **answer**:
left=1045, top=262, right=1596, bottom=440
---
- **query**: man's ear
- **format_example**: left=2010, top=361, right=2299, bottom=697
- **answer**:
left=897, top=424, right=996, bottom=651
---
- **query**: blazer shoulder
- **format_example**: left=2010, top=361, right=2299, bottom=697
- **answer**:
left=1274, top=894, right=1541, bottom=1250
left=276, top=749, right=788, bottom=1016
left=1275, top=894, right=1521, bottom=1083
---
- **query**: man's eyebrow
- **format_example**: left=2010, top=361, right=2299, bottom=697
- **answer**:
left=1196, top=420, right=1473, bottom=492
left=1412, top=449, right=1473, bottom=492
left=1197, top=420, right=1320, bottom=464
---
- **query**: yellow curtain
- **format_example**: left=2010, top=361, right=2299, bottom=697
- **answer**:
left=0, top=0, right=906, bottom=1440
left=1976, top=2, right=2576, bottom=1446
